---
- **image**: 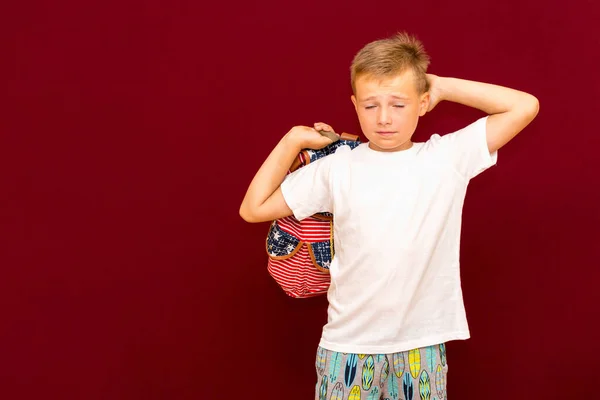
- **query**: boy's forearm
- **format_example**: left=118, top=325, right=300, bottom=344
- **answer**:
left=434, top=76, right=539, bottom=152
left=239, top=134, right=300, bottom=221
left=437, top=77, right=538, bottom=116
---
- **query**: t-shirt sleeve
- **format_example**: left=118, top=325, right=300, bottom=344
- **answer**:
left=433, top=116, right=498, bottom=179
left=280, top=147, right=341, bottom=221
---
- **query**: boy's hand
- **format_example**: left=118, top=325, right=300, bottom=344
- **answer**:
left=426, top=74, right=444, bottom=112
left=285, top=123, right=338, bottom=151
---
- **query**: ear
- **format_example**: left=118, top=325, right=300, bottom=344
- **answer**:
left=418, top=92, right=430, bottom=116
left=351, top=95, right=358, bottom=111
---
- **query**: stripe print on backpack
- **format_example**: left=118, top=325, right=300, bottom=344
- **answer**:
left=266, top=133, right=360, bottom=298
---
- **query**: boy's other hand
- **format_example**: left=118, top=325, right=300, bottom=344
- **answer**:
left=426, top=74, right=443, bottom=112
left=285, top=123, right=337, bottom=151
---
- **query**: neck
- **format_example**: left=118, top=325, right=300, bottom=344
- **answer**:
left=368, top=140, right=413, bottom=152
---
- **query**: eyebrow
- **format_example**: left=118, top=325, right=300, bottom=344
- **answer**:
left=360, top=95, right=410, bottom=102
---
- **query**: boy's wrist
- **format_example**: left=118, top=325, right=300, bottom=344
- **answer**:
left=433, top=76, right=450, bottom=102
left=282, top=131, right=303, bottom=154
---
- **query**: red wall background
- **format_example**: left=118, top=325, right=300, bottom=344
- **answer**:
left=2, top=0, right=599, bottom=399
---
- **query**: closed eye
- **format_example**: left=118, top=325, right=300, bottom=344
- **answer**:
left=394, top=105, right=405, bottom=108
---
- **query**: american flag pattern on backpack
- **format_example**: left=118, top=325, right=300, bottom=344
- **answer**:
left=266, top=134, right=360, bottom=298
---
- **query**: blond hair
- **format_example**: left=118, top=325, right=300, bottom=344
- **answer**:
left=350, top=32, right=430, bottom=94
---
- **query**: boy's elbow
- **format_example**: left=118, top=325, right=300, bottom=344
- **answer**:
left=239, top=204, right=259, bottom=223
left=524, top=93, right=540, bottom=121
left=239, top=205, right=253, bottom=223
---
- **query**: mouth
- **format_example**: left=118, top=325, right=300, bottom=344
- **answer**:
left=376, top=131, right=396, bottom=136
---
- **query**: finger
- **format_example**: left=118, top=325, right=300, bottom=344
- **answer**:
left=314, top=122, right=333, bottom=132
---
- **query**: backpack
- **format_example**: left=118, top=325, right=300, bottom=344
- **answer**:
left=265, top=133, right=360, bottom=298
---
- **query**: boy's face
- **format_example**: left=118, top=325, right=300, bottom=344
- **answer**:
left=351, top=69, right=429, bottom=152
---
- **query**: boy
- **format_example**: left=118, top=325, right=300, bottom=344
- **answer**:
left=239, top=32, right=539, bottom=399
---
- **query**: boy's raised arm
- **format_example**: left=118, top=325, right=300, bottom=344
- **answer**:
left=239, top=124, right=335, bottom=223
left=427, top=74, right=540, bottom=153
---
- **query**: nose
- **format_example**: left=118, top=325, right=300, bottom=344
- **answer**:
left=377, top=107, right=391, bottom=126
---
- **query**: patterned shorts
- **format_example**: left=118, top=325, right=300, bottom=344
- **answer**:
left=314, top=343, right=448, bottom=400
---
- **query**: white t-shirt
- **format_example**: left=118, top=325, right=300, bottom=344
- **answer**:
left=280, top=117, right=497, bottom=354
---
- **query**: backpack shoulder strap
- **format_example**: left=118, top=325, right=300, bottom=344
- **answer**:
left=289, top=132, right=359, bottom=173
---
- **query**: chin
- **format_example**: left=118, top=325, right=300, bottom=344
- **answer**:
left=370, top=138, right=412, bottom=152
